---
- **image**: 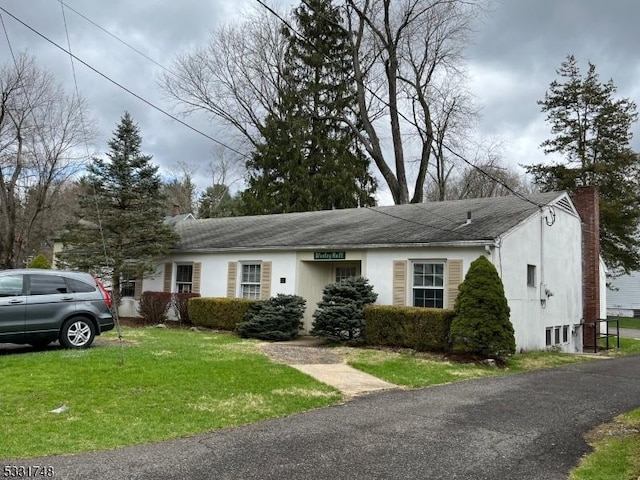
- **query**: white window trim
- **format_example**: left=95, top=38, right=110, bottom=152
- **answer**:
left=239, top=261, right=262, bottom=299
left=410, top=259, right=446, bottom=309
left=175, top=263, right=194, bottom=293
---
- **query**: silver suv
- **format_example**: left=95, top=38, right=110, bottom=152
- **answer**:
left=0, top=269, right=115, bottom=349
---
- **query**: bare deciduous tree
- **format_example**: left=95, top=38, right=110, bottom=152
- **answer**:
left=161, top=0, right=485, bottom=206
left=345, top=0, right=486, bottom=204
left=160, top=8, right=290, bottom=150
left=0, top=54, right=92, bottom=268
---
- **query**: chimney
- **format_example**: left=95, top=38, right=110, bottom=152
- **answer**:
left=171, top=204, right=180, bottom=217
left=573, top=186, right=600, bottom=352
left=466, top=211, right=472, bottom=225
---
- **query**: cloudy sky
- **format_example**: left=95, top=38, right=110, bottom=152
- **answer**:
left=1, top=0, right=639, bottom=204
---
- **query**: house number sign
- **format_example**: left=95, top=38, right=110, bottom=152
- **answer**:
left=314, top=251, right=346, bottom=260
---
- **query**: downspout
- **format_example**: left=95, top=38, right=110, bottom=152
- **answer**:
left=540, top=209, right=545, bottom=309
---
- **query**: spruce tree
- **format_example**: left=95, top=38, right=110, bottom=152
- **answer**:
left=450, top=256, right=515, bottom=359
left=58, top=112, right=177, bottom=304
left=525, top=55, right=640, bottom=274
left=311, top=276, right=377, bottom=342
left=242, top=0, right=376, bottom=214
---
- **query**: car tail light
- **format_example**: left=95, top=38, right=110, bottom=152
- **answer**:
left=95, top=278, right=112, bottom=309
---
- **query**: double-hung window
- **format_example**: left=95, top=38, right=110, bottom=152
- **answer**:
left=176, top=264, right=193, bottom=293
left=241, top=263, right=261, bottom=299
left=121, top=269, right=136, bottom=297
left=412, top=261, right=445, bottom=308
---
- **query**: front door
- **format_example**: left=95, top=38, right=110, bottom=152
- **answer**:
left=333, top=262, right=361, bottom=283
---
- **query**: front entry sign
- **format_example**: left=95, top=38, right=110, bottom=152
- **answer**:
left=314, top=251, right=346, bottom=260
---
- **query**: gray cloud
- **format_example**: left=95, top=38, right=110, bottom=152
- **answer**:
left=2, top=0, right=638, bottom=198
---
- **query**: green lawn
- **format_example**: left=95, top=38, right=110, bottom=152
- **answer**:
left=0, top=327, right=340, bottom=459
left=607, top=316, right=640, bottom=330
left=339, top=348, right=597, bottom=388
left=570, top=409, right=640, bottom=480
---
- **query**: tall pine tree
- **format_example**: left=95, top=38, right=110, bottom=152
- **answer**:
left=242, top=0, right=376, bottom=214
left=525, top=55, right=640, bottom=274
left=58, top=112, right=177, bottom=304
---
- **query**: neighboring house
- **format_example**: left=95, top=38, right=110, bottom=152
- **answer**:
left=133, top=187, right=605, bottom=353
left=607, top=273, right=640, bottom=317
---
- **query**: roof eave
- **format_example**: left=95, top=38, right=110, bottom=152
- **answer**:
left=170, top=239, right=496, bottom=255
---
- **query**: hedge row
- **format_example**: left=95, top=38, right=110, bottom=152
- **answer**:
left=364, top=305, right=455, bottom=352
left=189, top=297, right=257, bottom=331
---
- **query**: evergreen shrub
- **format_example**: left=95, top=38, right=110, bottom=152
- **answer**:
left=138, top=291, right=173, bottom=324
left=189, top=297, right=256, bottom=330
left=28, top=254, right=51, bottom=269
left=450, top=256, right=515, bottom=359
left=364, top=305, right=455, bottom=352
left=311, top=276, right=377, bottom=342
left=236, top=294, right=305, bottom=341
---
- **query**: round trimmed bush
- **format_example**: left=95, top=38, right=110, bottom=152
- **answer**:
left=450, top=256, right=515, bottom=359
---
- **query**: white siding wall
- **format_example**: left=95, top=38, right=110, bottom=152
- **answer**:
left=364, top=246, right=486, bottom=307
left=144, top=252, right=298, bottom=298
left=499, top=208, right=583, bottom=352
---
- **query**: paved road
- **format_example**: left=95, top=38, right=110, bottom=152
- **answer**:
left=3, top=356, right=640, bottom=480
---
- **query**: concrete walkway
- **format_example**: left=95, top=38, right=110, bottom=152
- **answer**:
left=259, top=337, right=397, bottom=396
left=619, top=327, right=640, bottom=339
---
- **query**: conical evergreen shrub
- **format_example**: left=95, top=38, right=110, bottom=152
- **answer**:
left=311, top=276, right=377, bottom=341
left=28, top=254, right=51, bottom=269
left=450, top=256, right=515, bottom=359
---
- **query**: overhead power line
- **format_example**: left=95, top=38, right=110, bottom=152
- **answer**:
left=0, top=5, right=250, bottom=161
left=58, top=0, right=176, bottom=78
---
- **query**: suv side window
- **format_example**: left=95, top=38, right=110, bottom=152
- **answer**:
left=29, top=275, right=68, bottom=295
left=66, top=278, right=96, bottom=293
left=0, top=275, right=24, bottom=297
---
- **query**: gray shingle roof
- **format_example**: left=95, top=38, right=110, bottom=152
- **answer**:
left=173, top=191, right=568, bottom=252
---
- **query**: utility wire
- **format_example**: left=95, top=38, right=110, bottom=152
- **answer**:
left=0, top=5, right=251, bottom=161
left=59, top=1, right=125, bottom=361
left=58, top=0, right=177, bottom=79
left=270, top=0, right=546, bottom=210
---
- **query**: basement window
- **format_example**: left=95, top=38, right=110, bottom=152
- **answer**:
left=527, top=265, right=536, bottom=287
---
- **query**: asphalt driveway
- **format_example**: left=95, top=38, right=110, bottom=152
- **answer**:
left=3, top=355, right=640, bottom=480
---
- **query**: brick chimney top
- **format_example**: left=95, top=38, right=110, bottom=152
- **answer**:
left=171, top=204, right=181, bottom=217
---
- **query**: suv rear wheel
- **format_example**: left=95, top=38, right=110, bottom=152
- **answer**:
left=60, top=317, right=96, bottom=349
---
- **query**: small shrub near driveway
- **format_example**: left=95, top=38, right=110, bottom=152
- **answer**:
left=236, top=294, right=305, bottom=340
left=450, top=256, right=515, bottom=359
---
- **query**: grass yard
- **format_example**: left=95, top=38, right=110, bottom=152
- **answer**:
left=0, top=327, right=340, bottom=459
left=339, top=348, right=598, bottom=388
left=570, top=409, right=640, bottom=480
left=607, top=316, right=640, bottom=331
